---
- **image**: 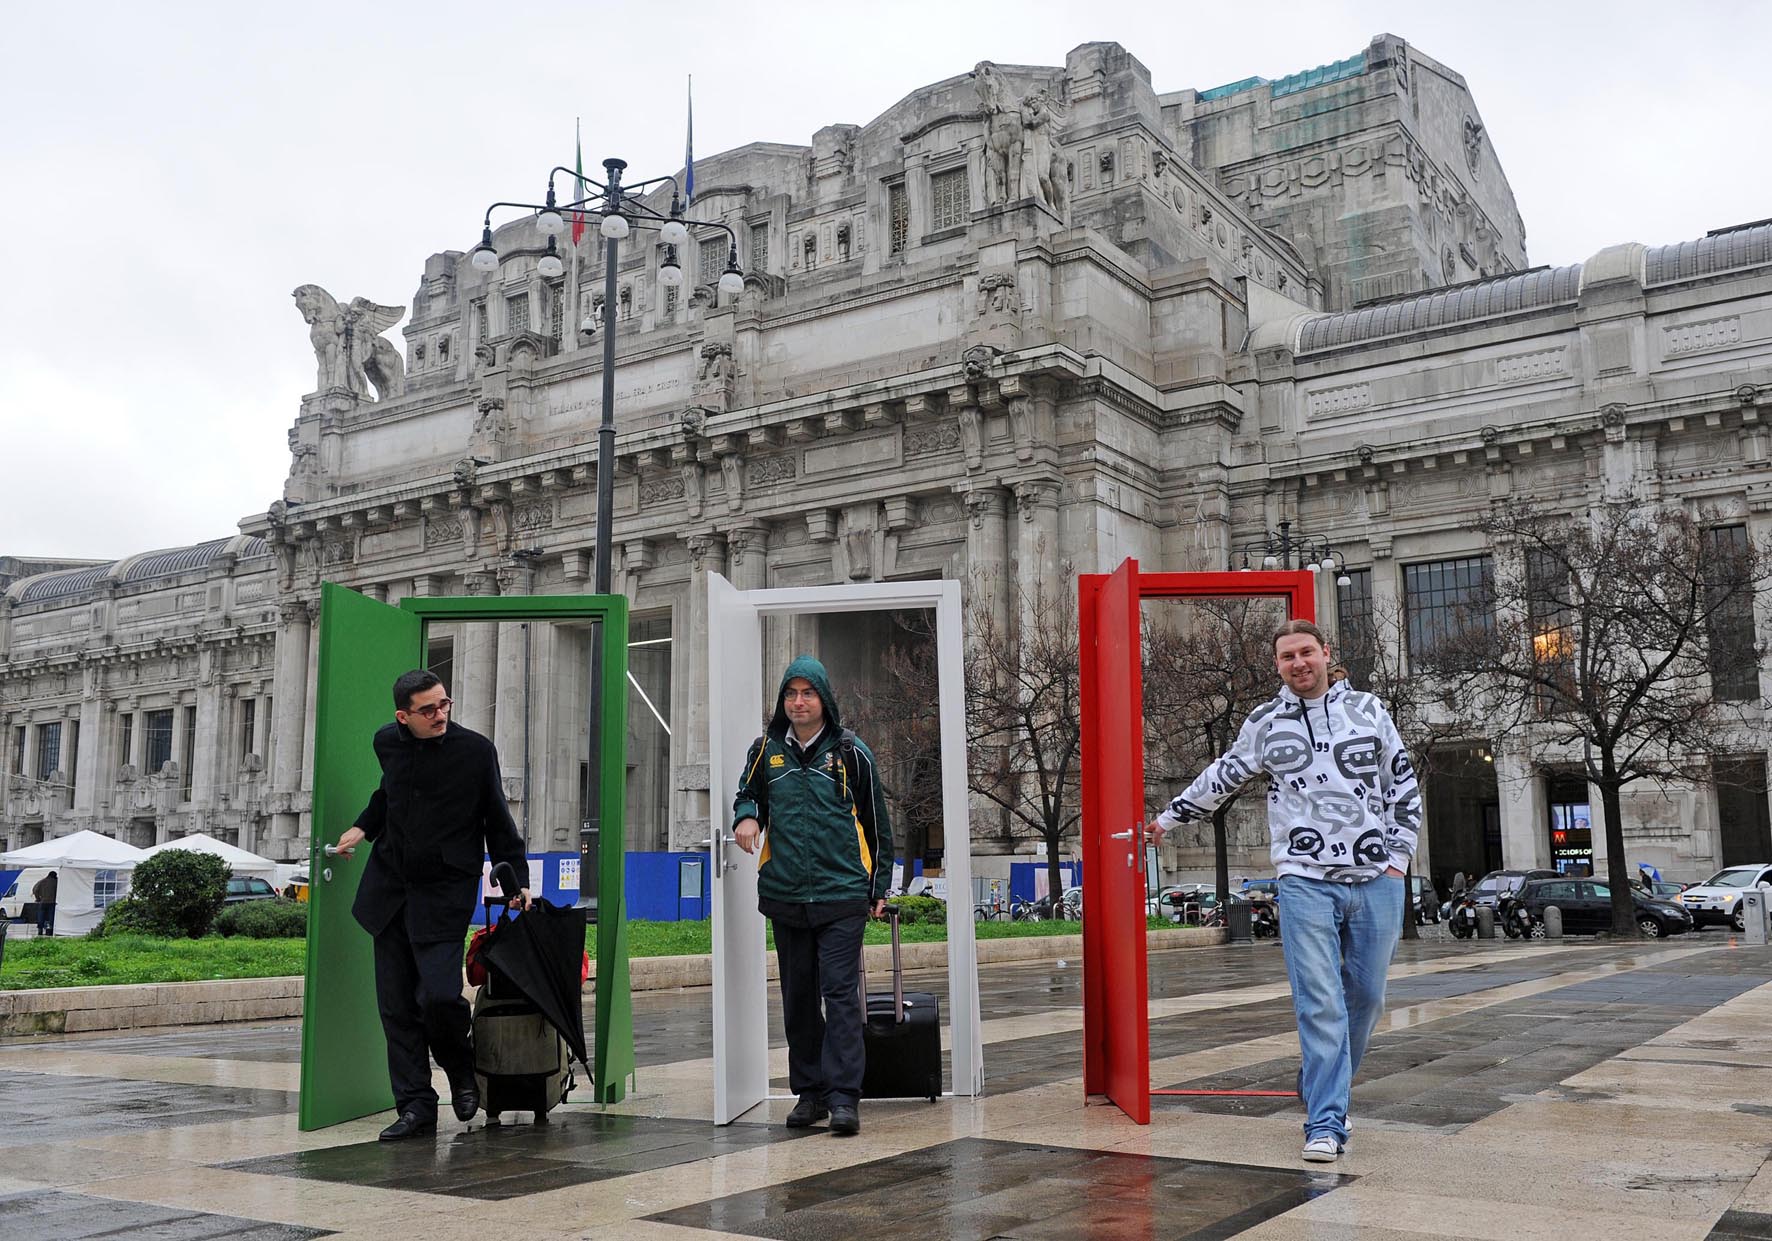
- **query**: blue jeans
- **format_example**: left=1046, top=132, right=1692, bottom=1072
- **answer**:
left=1277, top=873, right=1404, bottom=1143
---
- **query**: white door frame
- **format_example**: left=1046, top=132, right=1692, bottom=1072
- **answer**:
left=707, top=574, right=982, bottom=1124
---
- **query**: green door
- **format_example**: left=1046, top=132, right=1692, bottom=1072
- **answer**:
left=298, top=582, right=422, bottom=1130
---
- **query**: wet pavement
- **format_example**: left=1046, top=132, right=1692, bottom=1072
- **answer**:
left=1, top=933, right=1770, bottom=1238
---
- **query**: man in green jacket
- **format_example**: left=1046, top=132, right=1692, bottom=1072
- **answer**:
left=733, top=655, right=892, bottom=1136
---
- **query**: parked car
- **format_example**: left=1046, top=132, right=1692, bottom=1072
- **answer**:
left=223, top=876, right=283, bottom=905
left=1461, top=868, right=1560, bottom=912
left=1516, top=877, right=1693, bottom=938
left=0, top=868, right=51, bottom=922
left=1677, top=863, right=1772, bottom=930
left=1644, top=880, right=1687, bottom=900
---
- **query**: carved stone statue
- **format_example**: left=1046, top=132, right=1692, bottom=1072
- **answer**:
left=1017, top=89, right=1068, bottom=218
left=697, top=343, right=734, bottom=388
left=976, top=272, right=1017, bottom=317
left=292, top=284, right=407, bottom=401
left=973, top=62, right=1023, bottom=207
left=469, top=396, right=509, bottom=460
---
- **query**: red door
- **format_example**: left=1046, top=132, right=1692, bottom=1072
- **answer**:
left=1080, top=558, right=1150, bottom=1124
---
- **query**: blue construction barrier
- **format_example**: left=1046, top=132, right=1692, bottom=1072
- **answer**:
left=1009, top=860, right=1082, bottom=903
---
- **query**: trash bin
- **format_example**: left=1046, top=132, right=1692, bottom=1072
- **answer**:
left=1225, top=901, right=1253, bottom=943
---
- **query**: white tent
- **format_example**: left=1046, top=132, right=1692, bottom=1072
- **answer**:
left=143, top=833, right=279, bottom=883
left=0, top=830, right=147, bottom=936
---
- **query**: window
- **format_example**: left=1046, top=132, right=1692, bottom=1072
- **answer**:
left=67, top=721, right=78, bottom=796
left=474, top=301, right=487, bottom=341
left=181, top=706, right=197, bottom=801
left=1403, top=555, right=1493, bottom=667
left=750, top=221, right=769, bottom=270
left=930, top=167, right=969, bottom=232
left=427, top=637, right=455, bottom=692
left=699, top=236, right=727, bottom=285
left=11, top=726, right=23, bottom=776
left=548, top=282, right=564, bottom=342
left=505, top=293, right=529, bottom=333
left=664, top=284, right=678, bottom=316
left=888, top=181, right=909, bottom=254
left=1335, top=568, right=1375, bottom=690
left=144, top=709, right=174, bottom=775
left=1526, top=547, right=1576, bottom=708
left=93, top=869, right=125, bottom=909
left=35, top=722, right=61, bottom=783
left=119, top=713, right=134, bottom=771
left=1706, top=525, right=1757, bottom=701
left=239, top=699, right=257, bottom=763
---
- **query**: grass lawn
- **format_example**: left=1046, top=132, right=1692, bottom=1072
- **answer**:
left=0, top=933, right=307, bottom=991
left=0, top=916, right=1182, bottom=989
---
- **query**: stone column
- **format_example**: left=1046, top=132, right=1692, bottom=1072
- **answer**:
left=456, top=571, right=500, bottom=736
left=192, top=647, right=225, bottom=821
left=678, top=533, right=727, bottom=850
left=493, top=562, right=534, bottom=843
left=1494, top=743, right=1550, bottom=871
left=268, top=597, right=312, bottom=845
left=1012, top=477, right=1064, bottom=638
left=72, top=665, right=103, bottom=820
left=959, top=485, right=1011, bottom=646
left=725, top=523, right=769, bottom=591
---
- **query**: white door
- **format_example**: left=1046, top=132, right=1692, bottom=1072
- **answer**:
left=708, top=573, right=771, bottom=1124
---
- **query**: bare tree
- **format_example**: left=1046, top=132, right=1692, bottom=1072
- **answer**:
left=848, top=612, right=945, bottom=874
left=1426, top=501, right=1768, bottom=936
left=964, top=584, right=1082, bottom=902
left=1142, top=597, right=1286, bottom=903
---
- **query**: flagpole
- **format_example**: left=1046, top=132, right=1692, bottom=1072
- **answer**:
left=568, top=118, right=582, bottom=353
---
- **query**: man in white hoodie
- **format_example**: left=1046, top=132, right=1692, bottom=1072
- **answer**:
left=1149, top=619, right=1419, bottom=1163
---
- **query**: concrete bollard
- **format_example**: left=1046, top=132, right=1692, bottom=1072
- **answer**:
left=1543, top=905, right=1563, bottom=939
left=1476, top=906, right=1496, bottom=939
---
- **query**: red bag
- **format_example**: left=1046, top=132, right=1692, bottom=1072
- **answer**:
left=465, top=923, right=498, bottom=987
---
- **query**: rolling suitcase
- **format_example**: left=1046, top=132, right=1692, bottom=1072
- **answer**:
left=470, top=897, right=574, bottom=1121
left=860, top=906, right=942, bottom=1102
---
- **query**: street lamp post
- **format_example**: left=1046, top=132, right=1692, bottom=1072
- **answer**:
left=473, top=159, right=745, bottom=905
left=473, top=158, right=745, bottom=594
left=1234, top=519, right=1352, bottom=586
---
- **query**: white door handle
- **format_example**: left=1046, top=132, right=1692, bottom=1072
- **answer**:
left=322, top=844, right=345, bottom=857
left=1110, top=830, right=1134, bottom=841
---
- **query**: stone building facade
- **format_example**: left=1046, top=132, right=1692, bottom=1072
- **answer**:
left=3, top=36, right=1769, bottom=892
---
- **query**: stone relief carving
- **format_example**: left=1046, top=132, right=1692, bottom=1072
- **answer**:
left=682, top=460, right=705, bottom=518
left=1462, top=117, right=1484, bottom=177
left=292, top=284, right=406, bottom=400
left=639, top=475, right=687, bottom=507
left=976, top=272, right=1017, bottom=317
left=720, top=454, right=744, bottom=513
left=957, top=404, right=985, bottom=471
left=751, top=455, right=796, bottom=484
left=469, top=396, right=509, bottom=459
left=905, top=423, right=963, bottom=457
left=962, top=344, right=997, bottom=383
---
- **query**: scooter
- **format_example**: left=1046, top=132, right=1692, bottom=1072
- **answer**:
left=1250, top=898, right=1279, bottom=939
left=1498, top=892, right=1532, bottom=940
left=1448, top=891, right=1480, bottom=939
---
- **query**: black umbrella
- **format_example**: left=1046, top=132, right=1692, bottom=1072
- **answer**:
left=478, top=864, right=591, bottom=1069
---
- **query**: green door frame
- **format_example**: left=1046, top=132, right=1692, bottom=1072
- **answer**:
left=299, top=585, right=633, bottom=1131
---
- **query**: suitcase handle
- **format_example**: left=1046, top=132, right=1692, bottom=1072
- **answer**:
left=860, top=903, right=907, bottom=1024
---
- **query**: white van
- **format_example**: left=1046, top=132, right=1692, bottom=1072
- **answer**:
left=0, top=868, right=52, bottom=921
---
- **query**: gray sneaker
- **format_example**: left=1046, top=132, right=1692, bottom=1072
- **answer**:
left=1302, top=1135, right=1343, bottom=1163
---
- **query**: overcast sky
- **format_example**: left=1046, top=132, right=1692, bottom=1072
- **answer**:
left=3, top=0, right=1766, bottom=562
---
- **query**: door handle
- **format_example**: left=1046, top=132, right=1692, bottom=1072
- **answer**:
left=1109, top=830, right=1135, bottom=841
left=322, top=844, right=346, bottom=857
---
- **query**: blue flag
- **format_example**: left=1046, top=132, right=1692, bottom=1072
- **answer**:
left=683, top=76, right=694, bottom=205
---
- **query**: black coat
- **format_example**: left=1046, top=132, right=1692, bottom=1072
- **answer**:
left=351, top=720, right=530, bottom=943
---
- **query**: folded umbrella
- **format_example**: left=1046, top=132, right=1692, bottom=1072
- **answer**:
left=478, top=867, right=591, bottom=1069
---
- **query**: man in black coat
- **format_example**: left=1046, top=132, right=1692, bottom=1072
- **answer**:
left=334, top=670, right=531, bottom=1141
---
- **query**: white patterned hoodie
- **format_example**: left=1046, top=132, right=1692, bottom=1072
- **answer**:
left=1155, top=680, right=1420, bottom=882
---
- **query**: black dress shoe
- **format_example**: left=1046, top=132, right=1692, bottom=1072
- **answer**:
left=451, top=1083, right=480, bottom=1122
left=379, top=1110, right=437, bottom=1142
left=785, top=1095, right=829, bottom=1128
left=829, top=1104, right=860, bottom=1135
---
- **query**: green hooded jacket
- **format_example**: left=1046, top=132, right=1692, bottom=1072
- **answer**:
left=731, top=655, right=893, bottom=906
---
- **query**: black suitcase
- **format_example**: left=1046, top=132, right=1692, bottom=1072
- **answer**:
left=860, top=907, right=942, bottom=1102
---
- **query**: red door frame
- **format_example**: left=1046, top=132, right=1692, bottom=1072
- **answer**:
left=1080, top=560, right=1316, bottom=1124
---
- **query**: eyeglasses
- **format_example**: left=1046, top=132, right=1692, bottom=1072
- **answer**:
left=407, top=698, right=453, bottom=719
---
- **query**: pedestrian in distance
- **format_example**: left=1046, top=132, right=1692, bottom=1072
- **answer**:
left=1148, top=619, right=1420, bottom=1164
left=32, top=869, right=57, bottom=936
left=334, top=670, right=532, bottom=1142
left=732, top=655, right=893, bottom=1137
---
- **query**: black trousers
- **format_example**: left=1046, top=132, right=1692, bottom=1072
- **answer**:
left=372, top=914, right=472, bottom=1119
left=771, top=910, right=867, bottom=1107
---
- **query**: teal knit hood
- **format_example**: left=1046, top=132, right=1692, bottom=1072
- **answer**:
left=768, top=654, right=840, bottom=740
